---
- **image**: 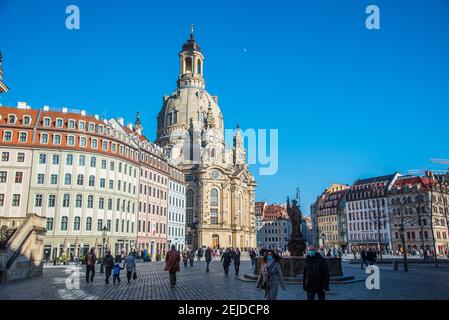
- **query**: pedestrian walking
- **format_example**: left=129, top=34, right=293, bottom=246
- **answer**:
left=124, top=251, right=136, bottom=284
left=233, top=248, right=241, bottom=276
left=84, top=248, right=96, bottom=283
left=256, top=250, right=286, bottom=300
left=182, top=250, right=188, bottom=267
left=360, top=249, right=369, bottom=268
left=188, top=250, right=195, bottom=267
left=249, top=249, right=256, bottom=266
left=102, top=250, right=115, bottom=284
left=112, top=262, right=124, bottom=284
left=165, top=245, right=181, bottom=288
left=303, top=245, right=330, bottom=301
left=197, top=247, right=203, bottom=261
left=221, top=248, right=232, bottom=275
left=205, top=247, right=212, bottom=272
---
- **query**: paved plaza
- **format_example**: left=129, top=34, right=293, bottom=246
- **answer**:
left=0, top=259, right=448, bottom=300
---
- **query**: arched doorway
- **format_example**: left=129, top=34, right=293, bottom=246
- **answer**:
left=212, top=234, right=219, bottom=249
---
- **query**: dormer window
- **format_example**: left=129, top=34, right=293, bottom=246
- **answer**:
left=80, top=136, right=87, bottom=147
left=43, top=117, right=51, bottom=127
left=106, top=127, right=111, bottom=135
left=56, top=118, right=64, bottom=128
left=19, top=132, right=28, bottom=143
left=88, top=122, right=95, bottom=132
left=3, top=130, right=12, bottom=142
left=68, top=119, right=76, bottom=129
left=40, top=133, right=49, bottom=144
left=8, top=115, right=17, bottom=124
left=23, top=116, right=31, bottom=125
left=78, top=121, right=85, bottom=130
left=53, top=134, right=62, bottom=145
left=91, top=138, right=98, bottom=149
left=102, top=140, right=108, bottom=151
left=67, top=135, right=75, bottom=146
left=98, top=125, right=104, bottom=134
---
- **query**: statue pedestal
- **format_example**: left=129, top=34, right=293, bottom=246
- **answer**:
left=254, top=256, right=343, bottom=278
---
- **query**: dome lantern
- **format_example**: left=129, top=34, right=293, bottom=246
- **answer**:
left=178, top=25, right=205, bottom=89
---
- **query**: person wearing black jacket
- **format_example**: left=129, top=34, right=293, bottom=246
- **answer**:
left=221, top=248, right=232, bottom=275
left=232, top=248, right=241, bottom=276
left=102, top=251, right=115, bottom=284
left=303, top=245, right=330, bottom=301
left=205, top=247, right=212, bottom=272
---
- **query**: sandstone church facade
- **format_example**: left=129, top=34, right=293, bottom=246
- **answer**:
left=155, top=30, right=257, bottom=250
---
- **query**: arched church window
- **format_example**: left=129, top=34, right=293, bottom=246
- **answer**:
left=185, top=57, right=192, bottom=73
left=197, top=59, right=202, bottom=75
left=211, top=188, right=218, bottom=206
left=173, top=110, right=178, bottom=124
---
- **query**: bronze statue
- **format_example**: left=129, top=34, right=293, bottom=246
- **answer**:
left=286, top=197, right=306, bottom=256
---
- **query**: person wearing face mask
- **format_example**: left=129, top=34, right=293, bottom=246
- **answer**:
left=256, top=250, right=286, bottom=300
left=303, top=245, right=330, bottom=300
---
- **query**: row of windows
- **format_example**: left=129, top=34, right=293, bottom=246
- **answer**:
left=347, top=199, right=386, bottom=210
left=0, top=171, right=23, bottom=183
left=139, top=184, right=167, bottom=200
left=348, top=210, right=386, bottom=221
left=264, top=237, right=288, bottom=242
left=0, top=194, right=21, bottom=206
left=349, top=221, right=387, bottom=231
left=168, top=196, right=185, bottom=208
left=35, top=173, right=136, bottom=194
left=34, top=194, right=136, bottom=213
left=263, top=228, right=288, bottom=234
left=349, top=233, right=388, bottom=241
left=168, top=226, right=184, bottom=237
left=137, top=201, right=167, bottom=216
left=38, top=154, right=137, bottom=177
left=47, top=217, right=134, bottom=234
left=1, top=152, right=26, bottom=162
left=137, top=220, right=166, bottom=234
left=2, top=129, right=139, bottom=161
left=168, top=211, right=184, bottom=223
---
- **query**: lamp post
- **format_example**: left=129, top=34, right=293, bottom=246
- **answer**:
left=399, top=225, right=408, bottom=271
left=99, top=226, right=108, bottom=273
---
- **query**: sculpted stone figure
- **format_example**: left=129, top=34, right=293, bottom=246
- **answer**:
left=286, top=197, right=307, bottom=256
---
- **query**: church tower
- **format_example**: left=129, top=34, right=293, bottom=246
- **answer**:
left=177, top=25, right=205, bottom=90
left=155, top=28, right=257, bottom=251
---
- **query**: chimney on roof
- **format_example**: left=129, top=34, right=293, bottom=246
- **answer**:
left=62, top=107, right=68, bottom=113
left=43, top=105, right=50, bottom=111
left=80, top=110, right=86, bottom=116
left=127, top=123, right=133, bottom=130
left=94, top=114, right=99, bottom=120
left=117, top=117, right=124, bottom=126
left=17, top=101, right=27, bottom=109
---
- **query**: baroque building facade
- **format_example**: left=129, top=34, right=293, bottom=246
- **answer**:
left=155, top=31, right=257, bottom=250
left=0, top=103, right=185, bottom=260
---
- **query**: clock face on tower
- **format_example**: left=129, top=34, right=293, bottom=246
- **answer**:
left=210, top=170, right=220, bottom=180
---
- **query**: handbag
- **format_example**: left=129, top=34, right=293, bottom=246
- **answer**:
left=133, top=272, right=137, bottom=280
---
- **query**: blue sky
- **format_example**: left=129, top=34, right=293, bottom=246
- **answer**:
left=1, top=0, right=449, bottom=214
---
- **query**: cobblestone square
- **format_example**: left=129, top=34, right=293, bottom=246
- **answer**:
left=0, top=259, right=448, bottom=300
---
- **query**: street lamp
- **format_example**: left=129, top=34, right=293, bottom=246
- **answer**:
left=99, top=226, right=108, bottom=273
left=399, top=226, right=408, bottom=271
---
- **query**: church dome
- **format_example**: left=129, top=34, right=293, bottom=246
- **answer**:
left=156, top=87, right=224, bottom=141
left=182, top=37, right=201, bottom=53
